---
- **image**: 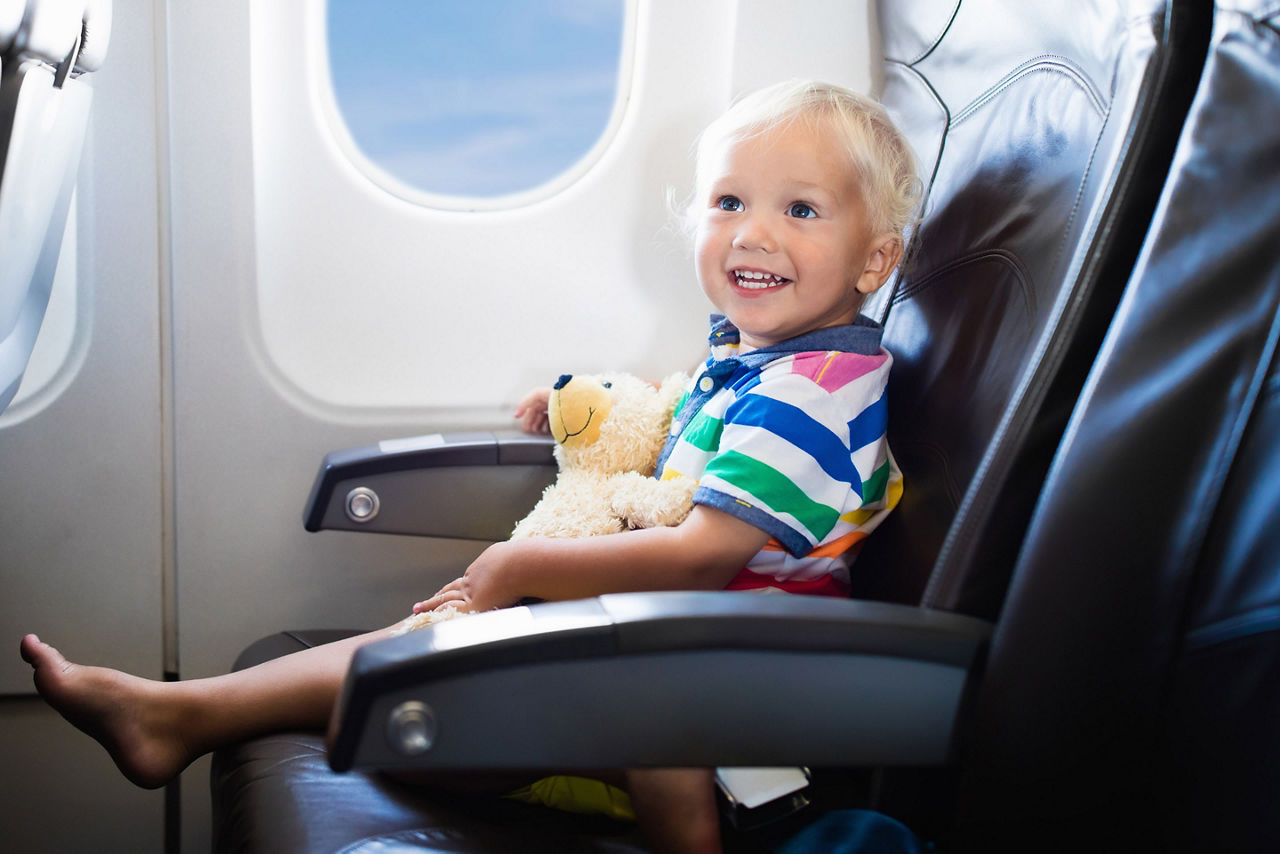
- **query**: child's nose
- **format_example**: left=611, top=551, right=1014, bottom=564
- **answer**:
left=732, top=213, right=778, bottom=252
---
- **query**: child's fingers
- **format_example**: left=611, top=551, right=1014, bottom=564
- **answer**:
left=413, top=592, right=457, bottom=613
left=413, top=580, right=468, bottom=613
left=514, top=387, right=552, bottom=434
left=515, top=404, right=546, bottom=434
left=522, top=411, right=550, bottom=435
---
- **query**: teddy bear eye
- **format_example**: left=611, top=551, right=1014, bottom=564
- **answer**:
left=602, top=382, right=612, bottom=389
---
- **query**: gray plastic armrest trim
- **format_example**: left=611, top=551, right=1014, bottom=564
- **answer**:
left=303, top=431, right=555, bottom=540
left=329, top=591, right=991, bottom=773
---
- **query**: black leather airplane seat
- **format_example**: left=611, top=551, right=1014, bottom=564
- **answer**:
left=0, top=0, right=110, bottom=413
left=953, top=1, right=1280, bottom=850
left=215, top=630, right=652, bottom=854
left=854, top=0, right=1210, bottom=619
left=211, top=1, right=1217, bottom=851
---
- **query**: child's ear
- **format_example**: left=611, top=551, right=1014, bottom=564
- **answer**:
left=855, top=234, right=904, bottom=295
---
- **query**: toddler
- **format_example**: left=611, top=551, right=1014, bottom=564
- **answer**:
left=21, top=79, right=921, bottom=854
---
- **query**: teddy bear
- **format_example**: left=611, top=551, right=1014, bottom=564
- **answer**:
left=395, top=371, right=696, bottom=633
left=511, top=371, right=696, bottom=538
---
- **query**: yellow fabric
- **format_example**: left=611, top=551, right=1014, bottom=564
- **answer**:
left=505, top=774, right=636, bottom=822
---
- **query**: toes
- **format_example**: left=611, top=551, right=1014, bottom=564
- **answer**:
left=19, top=634, right=65, bottom=671
left=19, top=633, right=47, bottom=666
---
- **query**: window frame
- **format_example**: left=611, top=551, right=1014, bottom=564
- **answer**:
left=314, top=0, right=638, bottom=212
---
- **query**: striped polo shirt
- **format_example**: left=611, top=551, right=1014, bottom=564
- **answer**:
left=655, top=315, right=902, bottom=595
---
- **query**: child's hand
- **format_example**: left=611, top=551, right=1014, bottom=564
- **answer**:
left=514, top=387, right=552, bottom=435
left=411, top=542, right=518, bottom=615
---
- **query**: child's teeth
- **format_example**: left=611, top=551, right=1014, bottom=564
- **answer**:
left=735, top=270, right=786, bottom=288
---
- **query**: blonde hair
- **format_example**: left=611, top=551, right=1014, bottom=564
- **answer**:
left=687, top=80, right=922, bottom=241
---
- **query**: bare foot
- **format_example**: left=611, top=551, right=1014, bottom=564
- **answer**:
left=19, top=634, right=194, bottom=789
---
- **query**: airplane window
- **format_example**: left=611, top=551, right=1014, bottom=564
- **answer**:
left=325, top=0, right=628, bottom=205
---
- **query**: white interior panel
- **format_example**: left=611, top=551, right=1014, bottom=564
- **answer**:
left=245, top=0, right=879, bottom=418
left=0, top=0, right=167, bottom=847
left=733, top=0, right=882, bottom=98
left=0, top=2, right=881, bottom=851
left=247, top=0, right=720, bottom=416
left=0, top=0, right=164, bottom=695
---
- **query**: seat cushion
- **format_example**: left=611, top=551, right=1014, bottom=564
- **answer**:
left=211, top=730, right=646, bottom=853
left=211, top=631, right=647, bottom=853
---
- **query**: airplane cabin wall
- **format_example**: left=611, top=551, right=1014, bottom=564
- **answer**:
left=165, top=0, right=882, bottom=682
left=0, top=2, right=880, bottom=852
left=0, top=0, right=168, bottom=849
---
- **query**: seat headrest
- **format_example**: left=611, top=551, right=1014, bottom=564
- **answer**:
left=0, top=0, right=111, bottom=74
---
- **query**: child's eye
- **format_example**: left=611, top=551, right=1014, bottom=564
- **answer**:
left=788, top=202, right=817, bottom=219
left=716, top=196, right=743, bottom=212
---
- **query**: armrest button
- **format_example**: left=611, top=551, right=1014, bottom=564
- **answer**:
left=345, top=487, right=381, bottom=523
left=387, top=701, right=436, bottom=756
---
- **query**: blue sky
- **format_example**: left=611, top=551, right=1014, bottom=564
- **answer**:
left=326, top=0, right=625, bottom=198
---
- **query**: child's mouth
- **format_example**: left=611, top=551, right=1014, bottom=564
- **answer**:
left=732, top=269, right=791, bottom=290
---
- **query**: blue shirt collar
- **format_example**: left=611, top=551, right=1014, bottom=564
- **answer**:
left=654, top=314, right=888, bottom=478
left=706, top=313, right=884, bottom=365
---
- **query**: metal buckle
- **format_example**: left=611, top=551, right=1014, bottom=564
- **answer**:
left=715, top=767, right=813, bottom=831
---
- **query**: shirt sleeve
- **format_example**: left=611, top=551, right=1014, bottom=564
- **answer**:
left=693, top=370, right=882, bottom=557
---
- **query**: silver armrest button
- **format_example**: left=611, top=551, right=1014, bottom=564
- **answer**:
left=387, top=701, right=436, bottom=756
left=345, top=487, right=380, bottom=523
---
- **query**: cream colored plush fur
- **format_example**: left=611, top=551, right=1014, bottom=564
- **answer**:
left=395, top=372, right=695, bottom=634
left=512, top=372, right=695, bottom=538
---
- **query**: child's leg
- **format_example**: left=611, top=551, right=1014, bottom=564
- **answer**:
left=18, top=627, right=394, bottom=789
left=626, top=768, right=722, bottom=854
left=22, top=632, right=724, bottom=852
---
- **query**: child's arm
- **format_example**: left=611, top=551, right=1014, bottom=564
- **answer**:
left=413, top=505, right=769, bottom=614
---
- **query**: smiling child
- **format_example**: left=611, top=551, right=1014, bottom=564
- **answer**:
left=23, top=80, right=921, bottom=854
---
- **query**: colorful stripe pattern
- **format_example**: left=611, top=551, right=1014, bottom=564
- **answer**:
left=659, top=339, right=902, bottom=593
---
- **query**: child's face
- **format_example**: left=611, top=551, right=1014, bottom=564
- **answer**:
left=694, top=119, right=900, bottom=351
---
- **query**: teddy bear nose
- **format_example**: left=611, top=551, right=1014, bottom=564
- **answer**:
left=554, top=374, right=573, bottom=390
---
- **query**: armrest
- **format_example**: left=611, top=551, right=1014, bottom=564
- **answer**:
left=329, top=591, right=991, bottom=773
left=303, top=431, right=555, bottom=540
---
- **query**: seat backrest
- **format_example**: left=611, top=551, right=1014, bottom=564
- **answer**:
left=0, top=0, right=110, bottom=413
left=851, top=0, right=1212, bottom=621
left=957, top=2, right=1280, bottom=849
